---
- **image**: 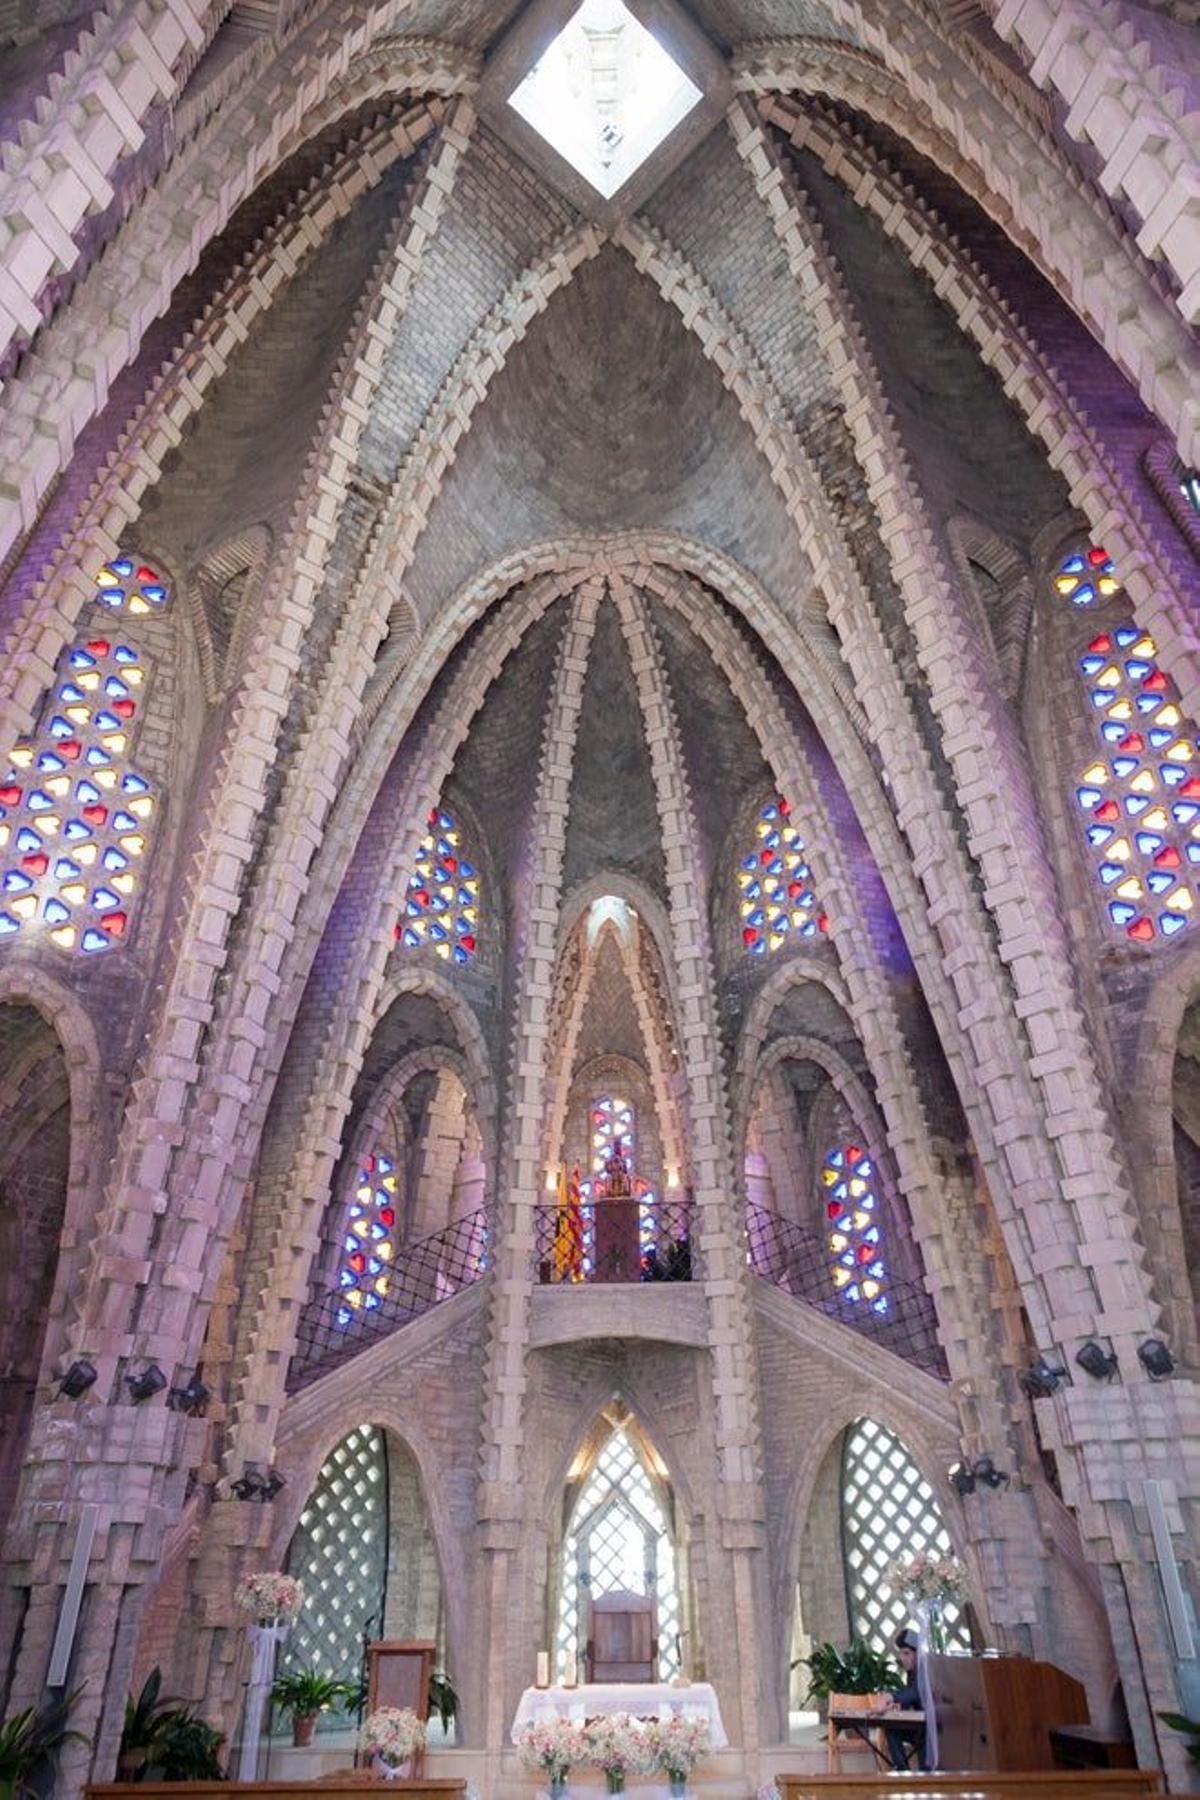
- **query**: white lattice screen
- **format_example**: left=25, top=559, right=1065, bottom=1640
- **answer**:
left=556, top=1428, right=681, bottom=1680
left=280, top=1424, right=389, bottom=1690
left=840, top=1417, right=969, bottom=1653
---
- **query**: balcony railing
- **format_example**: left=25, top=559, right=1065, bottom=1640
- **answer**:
left=745, top=1201, right=948, bottom=1379
left=288, top=1207, right=490, bottom=1391
left=533, top=1197, right=697, bottom=1284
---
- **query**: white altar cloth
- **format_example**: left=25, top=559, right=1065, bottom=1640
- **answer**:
left=511, top=1681, right=728, bottom=1749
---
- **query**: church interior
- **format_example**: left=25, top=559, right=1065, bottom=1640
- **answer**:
left=0, top=0, right=1198, bottom=1794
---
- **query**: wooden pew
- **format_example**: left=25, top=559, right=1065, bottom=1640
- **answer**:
left=777, top=1774, right=1161, bottom=1800
left=89, top=1780, right=466, bottom=1798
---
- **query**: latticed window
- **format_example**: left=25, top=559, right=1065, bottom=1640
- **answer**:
left=823, top=1145, right=887, bottom=1315
left=396, top=807, right=479, bottom=963
left=337, top=1152, right=401, bottom=1328
left=1060, top=545, right=1200, bottom=943
left=280, top=1425, right=389, bottom=1689
left=841, top=1418, right=969, bottom=1653
left=738, top=797, right=826, bottom=957
left=556, top=1428, right=681, bottom=1680
left=0, top=556, right=166, bottom=953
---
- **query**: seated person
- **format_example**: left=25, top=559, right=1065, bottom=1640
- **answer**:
left=883, top=1629, right=928, bottom=1771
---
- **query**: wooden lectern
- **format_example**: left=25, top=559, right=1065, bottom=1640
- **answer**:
left=929, top=1655, right=1089, bottom=1771
left=366, top=1640, right=436, bottom=1773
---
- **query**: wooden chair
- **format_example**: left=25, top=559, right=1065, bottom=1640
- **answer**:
left=365, top=1639, right=436, bottom=1774
left=584, top=1589, right=658, bottom=1682
left=825, top=1692, right=891, bottom=1772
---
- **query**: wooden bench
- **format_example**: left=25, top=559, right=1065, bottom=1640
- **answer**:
left=88, top=1780, right=466, bottom=1798
left=777, top=1772, right=1161, bottom=1800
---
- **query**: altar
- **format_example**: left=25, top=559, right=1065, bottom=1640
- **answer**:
left=510, top=1683, right=728, bottom=1749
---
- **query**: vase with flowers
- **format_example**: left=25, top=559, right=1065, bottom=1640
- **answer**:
left=884, top=1552, right=966, bottom=1653
left=515, top=1715, right=586, bottom=1799
left=582, top=1713, right=650, bottom=1796
left=233, top=1571, right=305, bottom=1780
left=361, top=1706, right=426, bottom=1781
left=646, top=1714, right=712, bottom=1797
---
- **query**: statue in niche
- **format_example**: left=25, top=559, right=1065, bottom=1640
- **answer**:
left=594, top=1136, right=640, bottom=1279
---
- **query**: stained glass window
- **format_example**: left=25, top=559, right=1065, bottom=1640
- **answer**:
left=0, top=634, right=157, bottom=953
left=1053, top=544, right=1122, bottom=607
left=556, top=1427, right=681, bottom=1681
left=823, top=1144, right=888, bottom=1314
left=739, top=798, right=826, bottom=956
left=395, top=808, right=478, bottom=963
left=279, top=1424, right=389, bottom=1688
left=337, top=1151, right=400, bottom=1329
left=1073, top=625, right=1200, bottom=940
left=841, top=1418, right=969, bottom=1654
left=93, top=555, right=169, bottom=615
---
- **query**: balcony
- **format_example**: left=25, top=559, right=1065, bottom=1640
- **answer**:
left=532, top=1196, right=698, bottom=1285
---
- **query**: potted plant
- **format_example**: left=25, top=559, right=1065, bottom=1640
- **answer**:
left=645, top=1714, right=712, bottom=1797
left=428, top=1669, right=458, bottom=1738
left=118, top=1669, right=226, bottom=1782
left=795, top=1639, right=899, bottom=1720
left=1158, top=1711, right=1200, bottom=1768
left=270, top=1670, right=352, bottom=1748
left=515, top=1715, right=586, bottom=1799
left=360, top=1705, right=425, bottom=1781
left=0, top=1690, right=83, bottom=1800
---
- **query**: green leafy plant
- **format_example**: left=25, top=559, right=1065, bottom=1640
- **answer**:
left=0, top=1690, right=83, bottom=1800
left=270, top=1670, right=354, bottom=1721
left=428, top=1669, right=458, bottom=1734
left=793, top=1639, right=899, bottom=1705
left=118, top=1668, right=226, bottom=1782
left=1158, top=1711, right=1200, bottom=1767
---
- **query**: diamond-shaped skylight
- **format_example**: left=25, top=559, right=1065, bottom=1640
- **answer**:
left=508, top=0, right=703, bottom=199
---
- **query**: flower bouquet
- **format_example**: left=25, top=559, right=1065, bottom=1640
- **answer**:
left=233, top=1571, right=304, bottom=1627
left=646, top=1715, right=712, bottom=1796
left=582, top=1712, right=651, bottom=1795
left=515, top=1715, right=587, bottom=1797
left=361, top=1706, right=426, bottom=1780
left=885, top=1551, right=966, bottom=1651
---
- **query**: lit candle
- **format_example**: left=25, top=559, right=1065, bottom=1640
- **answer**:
left=536, top=1651, right=550, bottom=1689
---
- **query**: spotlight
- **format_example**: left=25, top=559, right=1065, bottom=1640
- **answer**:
left=167, top=1376, right=210, bottom=1417
left=58, top=1359, right=97, bottom=1399
left=949, top=1461, right=976, bottom=1496
left=1020, top=1357, right=1066, bottom=1399
left=231, top=1464, right=270, bottom=1501
left=1075, top=1340, right=1118, bottom=1382
left=125, top=1364, right=167, bottom=1403
left=1137, top=1339, right=1175, bottom=1381
left=261, top=1467, right=286, bottom=1500
left=972, top=1455, right=1009, bottom=1490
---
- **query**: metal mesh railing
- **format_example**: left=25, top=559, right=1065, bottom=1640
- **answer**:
left=533, top=1197, right=697, bottom=1284
left=745, top=1201, right=948, bottom=1378
left=288, top=1208, right=489, bottom=1391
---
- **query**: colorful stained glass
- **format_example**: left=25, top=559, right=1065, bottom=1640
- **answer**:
left=336, top=1151, right=400, bottom=1328
left=0, top=636, right=156, bottom=953
left=740, top=797, right=827, bottom=957
left=822, top=1144, right=888, bottom=1314
left=1072, top=618, right=1200, bottom=941
left=1053, top=544, right=1122, bottom=608
left=395, top=808, right=478, bottom=964
left=94, top=555, right=169, bottom=615
left=579, top=1096, right=659, bottom=1268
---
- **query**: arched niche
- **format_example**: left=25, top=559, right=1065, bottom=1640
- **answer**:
left=277, top=1423, right=447, bottom=1735
left=548, top=1406, right=696, bottom=1686
left=1169, top=996, right=1200, bottom=1335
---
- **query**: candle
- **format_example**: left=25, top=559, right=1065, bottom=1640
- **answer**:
left=536, top=1651, right=550, bottom=1689
left=563, top=1650, right=577, bottom=1689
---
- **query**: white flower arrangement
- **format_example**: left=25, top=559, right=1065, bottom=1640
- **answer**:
left=233, top=1571, right=304, bottom=1624
left=885, top=1550, right=966, bottom=1608
left=646, top=1715, right=712, bottom=1780
left=515, top=1715, right=587, bottom=1779
left=361, top=1705, right=426, bottom=1768
left=582, top=1712, right=652, bottom=1777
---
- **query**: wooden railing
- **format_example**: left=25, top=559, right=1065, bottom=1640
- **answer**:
left=776, top=1774, right=1161, bottom=1800
left=89, top=1781, right=467, bottom=1798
